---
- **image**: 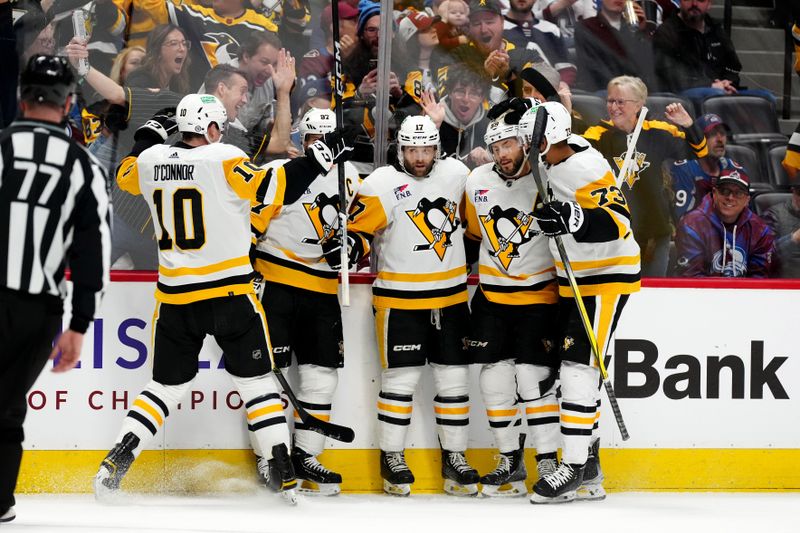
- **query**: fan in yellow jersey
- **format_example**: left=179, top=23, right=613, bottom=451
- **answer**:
left=252, top=108, right=360, bottom=496
left=463, top=110, right=560, bottom=498
left=519, top=101, right=640, bottom=504
left=346, top=115, right=479, bottom=497
left=94, top=94, right=355, bottom=505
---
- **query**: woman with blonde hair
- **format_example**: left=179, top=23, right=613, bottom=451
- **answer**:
left=582, top=75, right=708, bottom=276
left=109, top=46, right=146, bottom=85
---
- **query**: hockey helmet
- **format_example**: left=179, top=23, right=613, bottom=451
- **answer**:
left=176, top=94, right=228, bottom=142
left=299, top=108, right=336, bottom=141
left=484, top=112, right=519, bottom=147
left=397, top=115, right=440, bottom=148
left=518, top=101, right=572, bottom=157
left=19, top=54, right=75, bottom=107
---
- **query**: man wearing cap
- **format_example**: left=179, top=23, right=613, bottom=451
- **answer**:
left=675, top=168, right=776, bottom=278
left=517, top=63, right=590, bottom=134
left=669, top=113, right=742, bottom=222
left=763, top=178, right=800, bottom=278
left=298, top=0, right=359, bottom=89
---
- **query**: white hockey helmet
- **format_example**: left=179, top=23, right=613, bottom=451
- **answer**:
left=299, top=107, right=336, bottom=142
left=176, top=93, right=228, bottom=142
left=518, top=100, right=572, bottom=157
left=484, top=112, right=519, bottom=147
left=397, top=115, right=440, bottom=176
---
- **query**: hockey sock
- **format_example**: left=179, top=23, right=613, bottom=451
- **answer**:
left=479, top=360, right=521, bottom=454
left=113, top=379, right=193, bottom=458
left=293, top=364, right=338, bottom=456
left=232, top=374, right=290, bottom=460
left=517, top=363, right=560, bottom=455
left=377, top=366, right=423, bottom=452
left=431, top=363, right=470, bottom=452
left=559, top=361, right=600, bottom=465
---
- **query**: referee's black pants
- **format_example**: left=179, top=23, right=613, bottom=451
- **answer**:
left=0, top=289, right=62, bottom=511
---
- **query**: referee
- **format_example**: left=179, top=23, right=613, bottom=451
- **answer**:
left=0, top=55, right=111, bottom=523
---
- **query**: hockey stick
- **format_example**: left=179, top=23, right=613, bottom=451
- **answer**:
left=527, top=109, right=630, bottom=441
left=615, top=106, right=648, bottom=188
left=331, top=0, right=350, bottom=307
left=273, top=366, right=355, bottom=443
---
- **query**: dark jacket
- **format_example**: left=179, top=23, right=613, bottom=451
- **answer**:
left=653, top=12, right=742, bottom=93
left=574, top=13, right=656, bottom=92
left=675, top=194, right=776, bottom=278
left=763, top=199, right=800, bottom=278
left=439, top=97, right=489, bottom=169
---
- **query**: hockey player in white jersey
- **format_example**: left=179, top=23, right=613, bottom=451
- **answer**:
left=95, top=94, right=355, bottom=504
left=463, top=110, right=561, bottom=497
left=345, top=115, right=479, bottom=496
left=519, top=101, right=641, bottom=504
left=252, top=108, right=360, bottom=495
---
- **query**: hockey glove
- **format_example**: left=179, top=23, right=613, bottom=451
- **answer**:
left=321, top=232, right=365, bottom=270
left=487, top=97, right=535, bottom=122
left=307, top=126, right=360, bottom=174
left=134, top=108, right=178, bottom=143
left=533, top=201, right=585, bottom=237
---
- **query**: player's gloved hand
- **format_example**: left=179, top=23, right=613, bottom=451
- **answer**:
left=321, top=232, right=364, bottom=270
left=134, top=107, right=178, bottom=142
left=487, top=97, right=536, bottom=122
left=533, top=200, right=584, bottom=237
left=307, top=126, right=360, bottom=173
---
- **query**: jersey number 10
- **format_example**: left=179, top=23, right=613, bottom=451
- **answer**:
left=153, top=188, right=206, bottom=251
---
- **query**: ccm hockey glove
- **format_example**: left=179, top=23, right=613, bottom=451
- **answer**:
left=306, top=126, right=359, bottom=174
left=134, top=107, right=178, bottom=142
left=533, top=201, right=585, bottom=237
left=321, top=232, right=365, bottom=270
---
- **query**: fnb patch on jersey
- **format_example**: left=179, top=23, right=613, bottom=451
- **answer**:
left=394, top=184, right=412, bottom=200
left=474, top=189, right=489, bottom=203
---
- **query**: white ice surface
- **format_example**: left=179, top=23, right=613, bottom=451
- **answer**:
left=2, top=492, right=797, bottom=533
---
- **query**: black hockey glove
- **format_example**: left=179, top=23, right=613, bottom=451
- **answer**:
left=533, top=201, right=585, bottom=237
left=307, top=126, right=360, bottom=174
left=321, top=232, right=365, bottom=270
left=487, top=97, right=535, bottom=122
left=134, top=107, right=178, bottom=143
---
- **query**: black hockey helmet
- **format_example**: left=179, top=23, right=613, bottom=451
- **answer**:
left=19, top=54, right=76, bottom=106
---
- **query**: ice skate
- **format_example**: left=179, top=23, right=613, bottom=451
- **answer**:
left=380, top=450, right=414, bottom=496
left=480, top=434, right=527, bottom=498
left=530, top=462, right=584, bottom=504
left=293, top=447, right=342, bottom=496
left=577, top=439, right=606, bottom=501
left=536, top=452, right=558, bottom=480
left=258, top=443, right=298, bottom=505
left=441, top=450, right=479, bottom=496
left=0, top=506, right=15, bottom=523
left=94, top=433, right=138, bottom=500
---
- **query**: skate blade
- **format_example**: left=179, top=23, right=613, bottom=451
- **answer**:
left=443, top=479, right=478, bottom=497
left=383, top=480, right=411, bottom=497
left=279, top=488, right=298, bottom=506
left=297, top=480, right=341, bottom=496
left=577, top=484, right=607, bottom=501
left=530, top=490, right=577, bottom=504
left=0, top=506, right=16, bottom=523
left=480, top=481, right=527, bottom=498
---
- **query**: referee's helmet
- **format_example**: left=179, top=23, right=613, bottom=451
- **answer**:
left=19, top=55, right=76, bottom=106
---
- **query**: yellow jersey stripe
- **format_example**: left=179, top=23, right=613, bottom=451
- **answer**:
left=377, top=266, right=466, bottom=282
left=155, top=283, right=254, bottom=304
left=373, top=291, right=468, bottom=310
left=158, top=255, right=251, bottom=277
left=555, top=254, right=641, bottom=271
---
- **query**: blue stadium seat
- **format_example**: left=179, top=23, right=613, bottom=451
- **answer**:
left=724, top=144, right=772, bottom=193
left=645, top=94, right=695, bottom=121
left=571, top=93, right=607, bottom=127
left=768, top=144, right=789, bottom=189
left=752, top=192, right=792, bottom=217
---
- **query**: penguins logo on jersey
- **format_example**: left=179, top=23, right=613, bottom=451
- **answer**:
left=479, top=206, right=538, bottom=269
left=302, top=192, right=340, bottom=245
left=201, top=32, right=240, bottom=66
left=406, top=198, right=459, bottom=260
left=614, top=150, right=650, bottom=188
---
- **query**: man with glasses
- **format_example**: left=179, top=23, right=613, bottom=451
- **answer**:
left=675, top=167, right=776, bottom=277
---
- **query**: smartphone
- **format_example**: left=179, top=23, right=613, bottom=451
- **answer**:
left=369, top=58, right=378, bottom=71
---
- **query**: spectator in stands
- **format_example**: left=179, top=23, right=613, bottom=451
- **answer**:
left=502, top=0, right=576, bottom=85
left=109, top=46, right=146, bottom=84
left=125, top=24, right=192, bottom=94
left=534, top=0, right=596, bottom=49
left=784, top=123, right=800, bottom=181
left=298, top=1, right=358, bottom=87
left=236, top=33, right=282, bottom=132
left=419, top=64, right=492, bottom=168
left=397, top=11, right=441, bottom=105
left=763, top=179, right=800, bottom=278
left=675, top=167, right=776, bottom=278
left=653, top=0, right=774, bottom=109
left=434, top=0, right=470, bottom=50
left=574, top=0, right=656, bottom=92
left=516, top=62, right=589, bottom=132
left=262, top=0, right=311, bottom=59
left=583, top=75, right=708, bottom=277
left=112, top=0, right=169, bottom=49
left=669, top=113, right=744, bottom=222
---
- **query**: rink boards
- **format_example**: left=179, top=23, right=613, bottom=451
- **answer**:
left=17, top=275, right=800, bottom=493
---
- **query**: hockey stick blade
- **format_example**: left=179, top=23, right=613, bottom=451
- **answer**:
left=273, top=368, right=355, bottom=443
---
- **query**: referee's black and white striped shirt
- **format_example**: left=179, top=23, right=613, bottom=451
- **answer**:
left=0, top=119, right=112, bottom=333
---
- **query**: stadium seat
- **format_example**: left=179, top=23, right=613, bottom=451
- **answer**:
left=723, top=144, right=771, bottom=193
left=752, top=192, right=792, bottom=217
left=645, top=94, right=695, bottom=121
left=701, top=96, right=787, bottom=144
left=571, top=93, right=607, bottom=127
left=768, top=144, right=789, bottom=188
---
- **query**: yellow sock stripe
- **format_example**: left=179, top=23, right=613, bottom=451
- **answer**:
left=486, top=408, right=518, bottom=417
left=433, top=406, right=470, bottom=415
left=133, top=398, right=163, bottom=427
left=293, top=410, right=330, bottom=422
left=561, top=414, right=597, bottom=425
left=247, top=403, right=284, bottom=421
left=377, top=402, right=413, bottom=414
left=526, top=404, right=559, bottom=415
